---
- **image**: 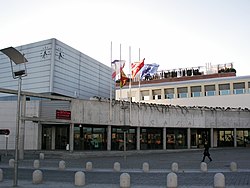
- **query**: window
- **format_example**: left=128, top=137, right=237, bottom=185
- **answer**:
left=233, top=82, right=245, bottom=94
left=206, top=91, right=216, bottom=96
left=205, top=85, right=215, bottom=96
left=164, top=88, right=174, bottom=99
left=165, top=93, right=174, bottom=99
left=177, top=87, right=188, bottom=98
left=152, top=89, right=161, bottom=100
left=219, top=84, right=230, bottom=95
left=141, top=90, right=149, bottom=101
left=191, top=86, right=201, bottom=97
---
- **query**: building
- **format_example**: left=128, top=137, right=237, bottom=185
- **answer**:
left=0, top=40, right=250, bottom=152
left=116, top=64, right=250, bottom=108
left=0, top=38, right=114, bottom=100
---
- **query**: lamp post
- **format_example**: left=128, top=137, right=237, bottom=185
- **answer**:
left=0, top=47, right=27, bottom=187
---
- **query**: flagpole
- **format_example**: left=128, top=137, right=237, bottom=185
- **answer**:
left=109, top=41, right=113, bottom=123
left=129, top=46, right=132, bottom=125
left=138, top=48, right=141, bottom=126
left=119, top=43, right=122, bottom=101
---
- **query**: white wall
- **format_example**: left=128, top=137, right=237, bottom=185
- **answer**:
left=0, top=101, right=39, bottom=150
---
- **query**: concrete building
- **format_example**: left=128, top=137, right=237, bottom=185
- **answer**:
left=0, top=40, right=250, bottom=152
left=116, top=66, right=250, bottom=109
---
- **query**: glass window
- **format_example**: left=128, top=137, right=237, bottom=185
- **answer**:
left=192, top=92, right=201, bottom=97
left=177, top=87, right=188, bottom=98
left=112, top=127, right=136, bottom=151
left=165, top=93, right=174, bottom=99
left=219, top=90, right=230, bottom=95
left=153, top=95, right=161, bottom=100
left=219, top=84, right=230, bottom=95
left=141, top=90, right=149, bottom=101
left=206, top=91, right=216, bottom=96
left=233, top=82, right=245, bottom=94
left=191, top=86, right=201, bottom=97
left=178, top=93, right=188, bottom=98
left=234, top=89, right=245, bottom=94
left=205, top=85, right=216, bottom=96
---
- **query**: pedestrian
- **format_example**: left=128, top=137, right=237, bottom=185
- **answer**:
left=201, top=140, right=212, bottom=162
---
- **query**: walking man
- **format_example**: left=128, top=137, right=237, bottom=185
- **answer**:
left=202, top=140, right=212, bottom=162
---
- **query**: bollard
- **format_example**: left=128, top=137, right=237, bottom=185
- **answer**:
left=167, top=172, right=178, bottom=188
left=34, top=160, right=40, bottom=169
left=171, top=162, right=178, bottom=173
left=214, top=173, right=225, bottom=188
left=9, top=159, right=14, bottom=168
left=142, top=162, right=149, bottom=172
left=86, top=161, right=92, bottom=171
left=75, top=171, right=85, bottom=186
left=0, top=169, right=3, bottom=182
left=32, top=170, right=43, bottom=184
left=39, top=153, right=45, bottom=160
left=230, top=162, right=237, bottom=172
left=114, top=162, right=121, bottom=172
left=200, top=162, right=207, bottom=172
left=120, top=173, right=130, bottom=188
left=59, top=160, right=66, bottom=170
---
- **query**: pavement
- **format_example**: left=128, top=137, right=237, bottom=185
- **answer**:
left=0, top=147, right=250, bottom=187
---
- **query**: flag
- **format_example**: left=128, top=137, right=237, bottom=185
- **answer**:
left=131, top=58, right=145, bottom=79
left=111, top=60, right=125, bottom=79
left=140, top=63, right=160, bottom=79
left=120, top=69, right=128, bottom=88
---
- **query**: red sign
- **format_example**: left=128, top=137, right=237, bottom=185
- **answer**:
left=56, top=110, right=71, bottom=120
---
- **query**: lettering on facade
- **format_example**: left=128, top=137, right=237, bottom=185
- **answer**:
left=56, top=110, right=71, bottom=120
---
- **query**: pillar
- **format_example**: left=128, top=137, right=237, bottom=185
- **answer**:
left=19, top=95, right=26, bottom=160
left=210, top=128, right=214, bottom=148
left=187, top=128, right=191, bottom=149
left=51, top=126, right=56, bottom=150
left=37, top=122, right=42, bottom=150
left=69, top=123, right=74, bottom=152
left=163, top=127, right=166, bottom=150
left=234, top=128, right=237, bottom=147
left=107, top=125, right=112, bottom=151
left=136, top=127, right=140, bottom=150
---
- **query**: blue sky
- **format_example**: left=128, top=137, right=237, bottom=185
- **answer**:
left=1, top=0, right=250, bottom=76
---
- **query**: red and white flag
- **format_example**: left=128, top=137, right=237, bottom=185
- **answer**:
left=131, top=58, right=145, bottom=79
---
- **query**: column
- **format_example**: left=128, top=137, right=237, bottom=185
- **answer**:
left=51, top=126, right=56, bottom=150
left=187, top=128, right=191, bottom=149
left=163, top=127, right=166, bottom=150
left=234, top=128, right=237, bottom=147
left=69, top=123, right=74, bottom=152
left=107, top=125, right=112, bottom=151
left=210, top=128, right=214, bottom=148
left=19, top=95, right=26, bottom=160
left=136, top=127, right=140, bottom=150
left=37, top=122, right=42, bottom=150
left=230, top=82, right=234, bottom=95
left=187, top=86, right=191, bottom=98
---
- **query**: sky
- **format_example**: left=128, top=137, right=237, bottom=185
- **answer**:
left=1, top=0, right=250, bottom=76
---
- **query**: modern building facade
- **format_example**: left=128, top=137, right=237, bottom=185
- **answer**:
left=0, top=40, right=250, bottom=152
left=0, top=38, right=114, bottom=99
left=116, top=69, right=250, bottom=109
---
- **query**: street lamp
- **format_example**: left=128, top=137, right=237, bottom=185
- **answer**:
left=0, top=47, right=27, bottom=187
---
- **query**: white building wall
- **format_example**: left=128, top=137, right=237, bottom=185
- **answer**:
left=0, top=38, right=114, bottom=99
left=0, top=101, right=39, bottom=150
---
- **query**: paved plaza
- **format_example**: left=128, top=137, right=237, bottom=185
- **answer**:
left=0, top=147, right=250, bottom=187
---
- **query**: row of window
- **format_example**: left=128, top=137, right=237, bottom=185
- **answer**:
left=140, top=82, right=250, bottom=100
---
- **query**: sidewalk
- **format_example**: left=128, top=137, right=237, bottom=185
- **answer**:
left=0, top=147, right=250, bottom=187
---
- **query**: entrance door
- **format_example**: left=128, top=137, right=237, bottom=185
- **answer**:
left=55, top=126, right=69, bottom=150
left=42, top=125, right=69, bottom=150
left=42, top=126, right=52, bottom=150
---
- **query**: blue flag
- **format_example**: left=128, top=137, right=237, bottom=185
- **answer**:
left=140, top=63, right=159, bottom=79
